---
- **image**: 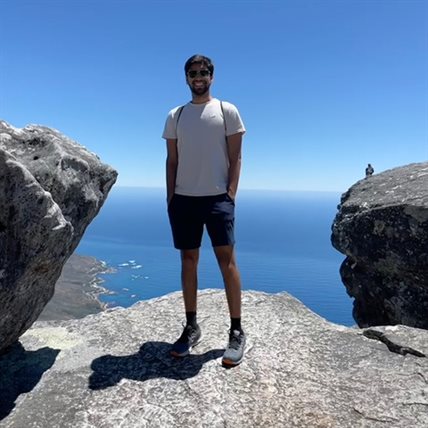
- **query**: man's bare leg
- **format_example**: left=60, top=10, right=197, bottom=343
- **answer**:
left=214, top=244, right=246, bottom=366
left=170, top=248, right=201, bottom=358
left=180, top=248, right=199, bottom=313
left=213, top=245, right=241, bottom=318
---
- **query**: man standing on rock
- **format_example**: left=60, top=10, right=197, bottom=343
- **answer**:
left=162, top=54, right=246, bottom=367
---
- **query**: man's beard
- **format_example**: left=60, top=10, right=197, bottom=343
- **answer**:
left=190, top=82, right=210, bottom=96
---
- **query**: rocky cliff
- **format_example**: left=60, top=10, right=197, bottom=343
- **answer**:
left=1, top=290, right=427, bottom=427
left=0, top=120, right=117, bottom=354
left=38, top=254, right=111, bottom=321
left=332, top=162, right=428, bottom=328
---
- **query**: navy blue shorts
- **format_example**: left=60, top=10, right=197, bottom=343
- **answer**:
left=167, top=193, right=235, bottom=250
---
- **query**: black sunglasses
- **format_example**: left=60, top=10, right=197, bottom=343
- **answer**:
left=187, top=69, right=211, bottom=78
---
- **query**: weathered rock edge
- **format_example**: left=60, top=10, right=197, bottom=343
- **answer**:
left=332, top=162, right=428, bottom=328
left=1, top=290, right=427, bottom=428
left=0, top=120, right=117, bottom=354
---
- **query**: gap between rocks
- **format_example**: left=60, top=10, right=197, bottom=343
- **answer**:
left=363, top=329, right=426, bottom=358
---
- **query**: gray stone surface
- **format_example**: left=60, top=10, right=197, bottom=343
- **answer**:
left=332, top=162, right=428, bottom=328
left=1, top=290, right=427, bottom=427
left=0, top=120, right=117, bottom=354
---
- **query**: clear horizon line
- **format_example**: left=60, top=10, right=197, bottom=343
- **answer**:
left=112, top=185, right=344, bottom=194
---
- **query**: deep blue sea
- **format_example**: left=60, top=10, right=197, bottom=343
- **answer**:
left=76, top=187, right=355, bottom=326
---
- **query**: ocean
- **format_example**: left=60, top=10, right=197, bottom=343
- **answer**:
left=76, top=187, right=355, bottom=326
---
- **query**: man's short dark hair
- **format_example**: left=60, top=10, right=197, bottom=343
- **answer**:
left=184, top=54, right=214, bottom=76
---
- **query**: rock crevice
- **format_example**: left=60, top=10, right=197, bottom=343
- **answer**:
left=363, top=328, right=426, bottom=357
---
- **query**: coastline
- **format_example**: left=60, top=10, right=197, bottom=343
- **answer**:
left=38, top=253, right=115, bottom=321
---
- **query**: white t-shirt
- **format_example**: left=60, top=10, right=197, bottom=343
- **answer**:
left=162, top=98, right=245, bottom=196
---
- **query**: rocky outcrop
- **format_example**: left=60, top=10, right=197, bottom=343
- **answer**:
left=332, top=162, right=428, bottom=328
left=0, top=120, right=117, bottom=354
left=1, top=290, right=427, bottom=427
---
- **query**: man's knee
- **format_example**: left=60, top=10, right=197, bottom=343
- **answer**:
left=181, top=249, right=199, bottom=269
left=214, top=246, right=237, bottom=269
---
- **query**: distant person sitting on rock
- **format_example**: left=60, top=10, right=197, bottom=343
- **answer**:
left=365, top=163, right=374, bottom=177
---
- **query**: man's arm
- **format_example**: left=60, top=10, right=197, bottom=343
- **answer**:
left=226, top=132, right=243, bottom=200
left=166, top=138, right=178, bottom=204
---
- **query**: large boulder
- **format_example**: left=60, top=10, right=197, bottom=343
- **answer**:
left=332, top=162, right=428, bottom=328
left=1, top=290, right=427, bottom=427
left=0, top=120, right=117, bottom=354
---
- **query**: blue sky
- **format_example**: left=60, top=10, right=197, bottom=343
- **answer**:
left=1, top=0, right=427, bottom=192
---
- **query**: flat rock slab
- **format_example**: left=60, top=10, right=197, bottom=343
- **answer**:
left=1, top=290, right=427, bottom=427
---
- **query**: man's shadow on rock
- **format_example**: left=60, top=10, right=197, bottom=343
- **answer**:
left=0, top=342, right=60, bottom=420
left=89, top=341, right=224, bottom=390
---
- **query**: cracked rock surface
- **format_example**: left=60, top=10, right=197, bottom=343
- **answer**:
left=1, top=290, right=427, bottom=427
left=331, top=162, right=428, bottom=328
left=0, top=120, right=117, bottom=354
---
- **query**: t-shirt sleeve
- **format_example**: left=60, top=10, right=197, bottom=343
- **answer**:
left=222, top=102, right=246, bottom=136
left=162, top=107, right=180, bottom=140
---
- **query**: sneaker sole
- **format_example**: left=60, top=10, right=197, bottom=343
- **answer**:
left=221, top=356, right=243, bottom=367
